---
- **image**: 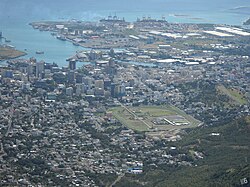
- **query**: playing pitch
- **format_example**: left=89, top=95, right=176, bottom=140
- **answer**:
left=109, top=105, right=200, bottom=132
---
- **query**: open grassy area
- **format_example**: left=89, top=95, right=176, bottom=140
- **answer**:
left=217, top=85, right=248, bottom=105
left=133, top=106, right=176, bottom=117
left=166, top=105, right=201, bottom=125
left=109, top=105, right=201, bottom=132
left=109, top=107, right=149, bottom=131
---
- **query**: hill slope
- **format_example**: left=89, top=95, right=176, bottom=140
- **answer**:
left=116, top=116, right=250, bottom=187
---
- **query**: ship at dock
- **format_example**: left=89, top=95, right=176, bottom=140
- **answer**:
left=56, top=35, right=66, bottom=41
left=136, top=16, right=168, bottom=23
left=73, top=42, right=80, bottom=46
left=100, top=15, right=126, bottom=24
left=134, top=16, right=168, bottom=27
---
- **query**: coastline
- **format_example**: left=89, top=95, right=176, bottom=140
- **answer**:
left=1, top=9, right=250, bottom=67
left=0, top=46, right=27, bottom=61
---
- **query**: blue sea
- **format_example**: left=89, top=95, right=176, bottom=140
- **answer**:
left=1, top=0, right=250, bottom=67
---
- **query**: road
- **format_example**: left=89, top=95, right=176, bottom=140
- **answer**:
left=5, top=105, right=14, bottom=136
left=110, top=173, right=125, bottom=187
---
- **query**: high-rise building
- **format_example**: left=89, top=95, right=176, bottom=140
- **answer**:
left=67, top=70, right=75, bottom=84
left=75, top=73, right=83, bottom=83
left=66, top=87, right=73, bottom=96
left=69, top=60, right=76, bottom=70
left=82, top=77, right=93, bottom=89
left=120, top=83, right=126, bottom=96
left=95, top=80, right=104, bottom=90
left=108, top=58, right=115, bottom=67
left=104, top=78, right=112, bottom=89
left=89, top=50, right=98, bottom=61
left=95, top=80, right=104, bottom=96
left=111, top=83, right=121, bottom=98
left=27, top=64, right=35, bottom=76
left=36, top=61, right=45, bottom=78
left=1, top=70, right=13, bottom=78
left=75, top=83, right=83, bottom=96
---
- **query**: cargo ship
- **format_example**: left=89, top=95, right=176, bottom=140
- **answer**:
left=56, top=35, right=66, bottom=41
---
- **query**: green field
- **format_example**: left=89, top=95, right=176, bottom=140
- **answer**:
left=109, top=105, right=201, bottom=132
left=217, top=85, right=248, bottom=105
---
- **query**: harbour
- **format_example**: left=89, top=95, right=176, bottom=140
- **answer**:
left=0, top=24, right=84, bottom=67
left=1, top=0, right=250, bottom=67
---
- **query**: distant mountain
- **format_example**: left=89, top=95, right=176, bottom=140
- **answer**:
left=244, top=18, right=250, bottom=25
left=228, top=6, right=250, bottom=14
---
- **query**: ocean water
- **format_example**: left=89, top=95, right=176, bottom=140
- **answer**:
left=0, top=0, right=250, bottom=67
left=0, top=23, right=84, bottom=66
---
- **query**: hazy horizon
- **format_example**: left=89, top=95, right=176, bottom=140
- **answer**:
left=1, top=0, right=250, bottom=23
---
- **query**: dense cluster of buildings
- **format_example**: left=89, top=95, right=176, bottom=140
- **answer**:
left=0, top=47, right=249, bottom=185
left=0, top=58, right=197, bottom=185
left=0, top=17, right=249, bottom=186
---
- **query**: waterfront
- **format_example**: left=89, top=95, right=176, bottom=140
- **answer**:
left=0, top=23, right=84, bottom=67
left=1, top=0, right=250, bottom=67
left=0, top=1, right=250, bottom=186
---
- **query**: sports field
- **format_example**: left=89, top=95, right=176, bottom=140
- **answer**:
left=109, top=105, right=200, bottom=132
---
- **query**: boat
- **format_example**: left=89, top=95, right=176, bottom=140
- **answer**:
left=5, top=39, right=11, bottom=42
left=56, top=35, right=66, bottom=41
left=73, top=42, right=80, bottom=46
left=6, top=44, right=15, bottom=48
left=36, top=51, right=44, bottom=54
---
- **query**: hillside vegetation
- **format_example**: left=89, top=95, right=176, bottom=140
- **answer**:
left=116, top=116, right=250, bottom=187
